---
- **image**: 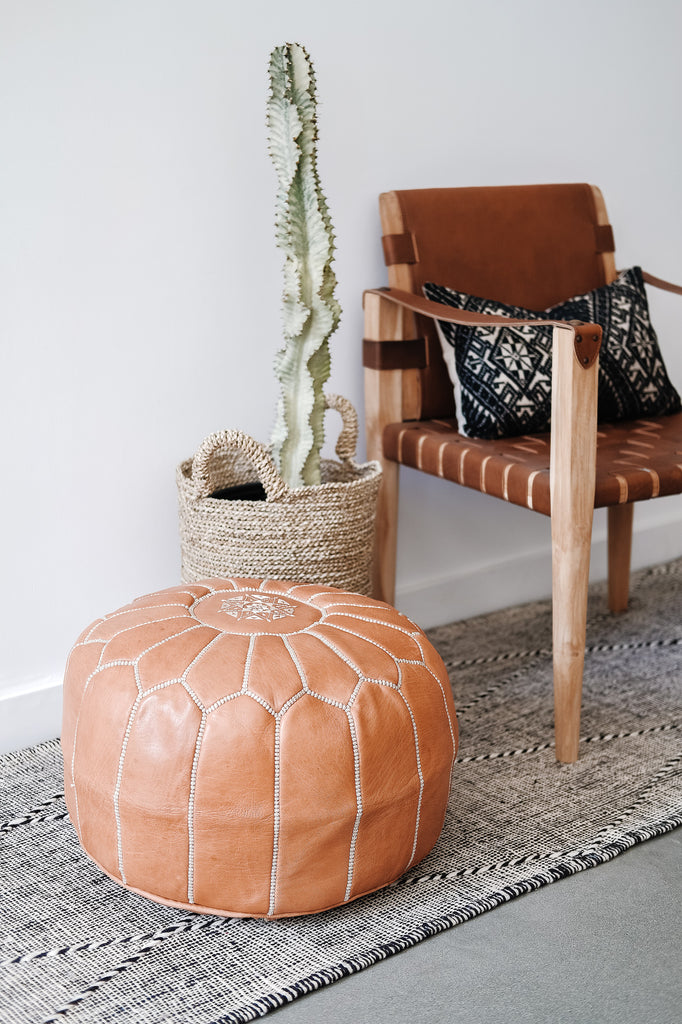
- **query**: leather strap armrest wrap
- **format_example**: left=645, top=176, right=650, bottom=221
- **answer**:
left=363, top=288, right=602, bottom=369
left=363, top=338, right=427, bottom=371
left=382, top=233, right=417, bottom=266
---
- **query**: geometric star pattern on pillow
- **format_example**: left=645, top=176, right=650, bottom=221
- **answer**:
left=424, top=267, right=681, bottom=440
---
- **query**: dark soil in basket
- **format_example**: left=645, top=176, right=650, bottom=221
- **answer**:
left=211, top=482, right=267, bottom=501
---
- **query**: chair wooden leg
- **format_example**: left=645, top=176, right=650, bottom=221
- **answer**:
left=607, top=504, right=634, bottom=613
left=549, top=324, right=600, bottom=764
left=364, top=365, right=401, bottom=605
left=372, top=458, right=399, bottom=604
left=364, top=290, right=418, bottom=607
left=551, top=518, right=593, bottom=763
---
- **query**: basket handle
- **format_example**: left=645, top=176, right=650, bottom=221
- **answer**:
left=325, top=393, right=358, bottom=464
left=191, top=430, right=289, bottom=502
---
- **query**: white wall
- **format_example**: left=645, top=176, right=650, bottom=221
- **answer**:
left=2, top=0, right=681, bottom=751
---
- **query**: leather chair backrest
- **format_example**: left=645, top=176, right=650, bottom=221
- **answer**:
left=379, top=183, right=616, bottom=419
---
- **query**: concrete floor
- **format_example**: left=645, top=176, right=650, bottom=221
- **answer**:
left=274, top=829, right=682, bottom=1024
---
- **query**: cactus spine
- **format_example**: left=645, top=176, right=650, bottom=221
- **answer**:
left=267, top=43, right=342, bottom=488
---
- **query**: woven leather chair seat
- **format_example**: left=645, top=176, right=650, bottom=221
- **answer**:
left=384, top=411, right=682, bottom=516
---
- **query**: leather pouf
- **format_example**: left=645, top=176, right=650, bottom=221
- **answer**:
left=62, top=578, right=458, bottom=918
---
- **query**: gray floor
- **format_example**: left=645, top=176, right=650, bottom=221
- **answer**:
left=273, top=829, right=682, bottom=1024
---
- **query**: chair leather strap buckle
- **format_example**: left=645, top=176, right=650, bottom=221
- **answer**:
left=595, top=224, right=615, bottom=253
left=363, top=337, right=427, bottom=370
left=569, top=322, right=601, bottom=368
left=382, top=233, right=418, bottom=266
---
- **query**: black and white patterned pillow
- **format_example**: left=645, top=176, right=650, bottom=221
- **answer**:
left=424, top=267, right=681, bottom=440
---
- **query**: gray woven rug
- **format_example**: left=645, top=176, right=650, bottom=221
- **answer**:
left=2, top=558, right=681, bottom=1024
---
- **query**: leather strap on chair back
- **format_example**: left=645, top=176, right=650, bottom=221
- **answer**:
left=380, top=183, right=616, bottom=419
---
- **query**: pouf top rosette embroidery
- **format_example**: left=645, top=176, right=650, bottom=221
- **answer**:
left=61, top=579, right=458, bottom=919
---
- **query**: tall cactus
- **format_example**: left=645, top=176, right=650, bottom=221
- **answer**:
left=267, top=43, right=342, bottom=488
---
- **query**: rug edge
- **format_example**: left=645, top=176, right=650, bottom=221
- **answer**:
left=212, top=813, right=682, bottom=1024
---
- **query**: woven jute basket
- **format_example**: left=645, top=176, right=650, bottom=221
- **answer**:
left=176, top=395, right=382, bottom=595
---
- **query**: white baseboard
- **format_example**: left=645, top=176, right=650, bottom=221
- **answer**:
left=1, top=515, right=680, bottom=756
left=0, top=675, right=63, bottom=757
left=396, top=513, right=682, bottom=629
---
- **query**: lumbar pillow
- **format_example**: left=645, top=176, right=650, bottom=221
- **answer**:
left=424, top=267, right=681, bottom=440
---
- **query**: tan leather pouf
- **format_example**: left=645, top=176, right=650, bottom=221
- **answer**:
left=62, top=578, right=458, bottom=918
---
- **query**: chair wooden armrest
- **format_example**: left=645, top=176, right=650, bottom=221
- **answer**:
left=363, top=287, right=602, bottom=362
left=641, top=270, right=682, bottom=298
left=363, top=287, right=603, bottom=450
left=363, top=288, right=603, bottom=723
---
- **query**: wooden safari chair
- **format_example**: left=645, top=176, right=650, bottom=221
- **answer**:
left=363, top=184, right=682, bottom=762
